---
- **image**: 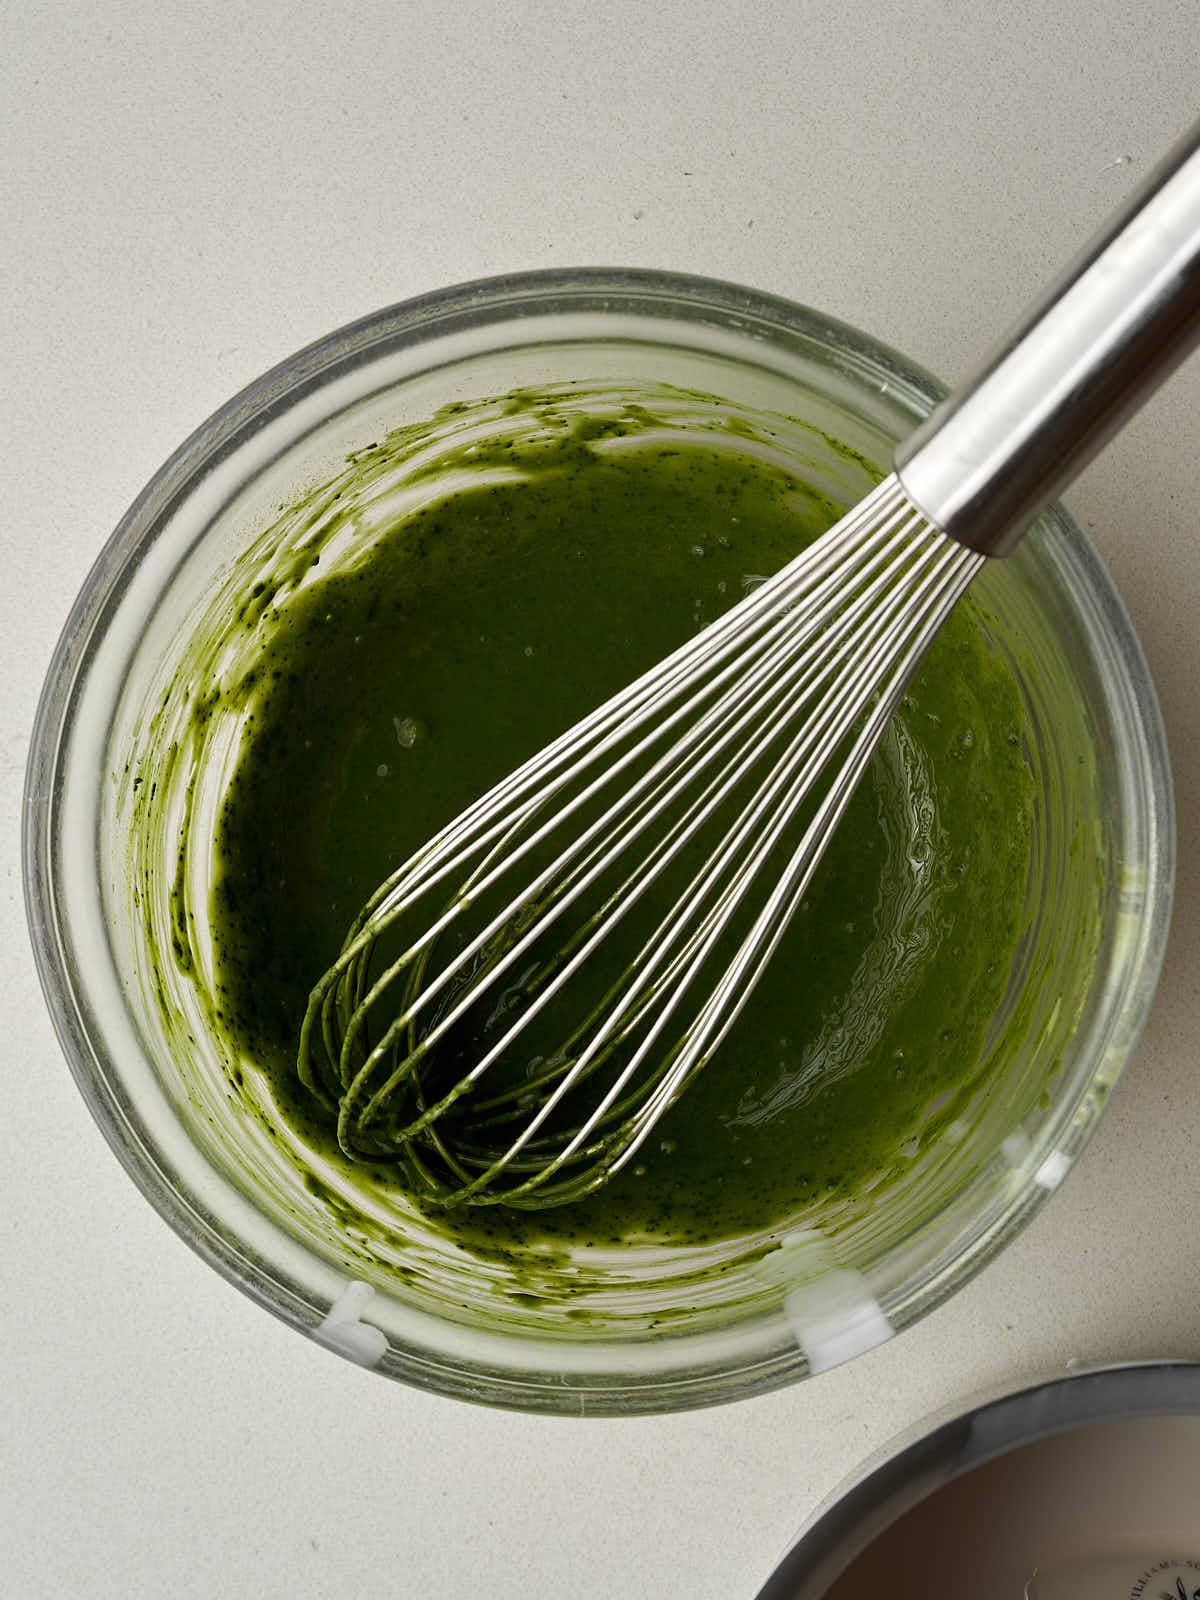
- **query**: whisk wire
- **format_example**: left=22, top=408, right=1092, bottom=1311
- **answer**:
left=308, top=482, right=921, bottom=1113
left=298, top=480, right=988, bottom=1204
left=315, top=479, right=909, bottom=971
left=457, top=527, right=986, bottom=1200
left=334, top=489, right=935, bottom=1130
left=592, top=537, right=988, bottom=1188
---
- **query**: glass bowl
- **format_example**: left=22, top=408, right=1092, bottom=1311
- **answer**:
left=23, top=269, right=1174, bottom=1414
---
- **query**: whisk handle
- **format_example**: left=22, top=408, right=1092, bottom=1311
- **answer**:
left=895, top=118, right=1200, bottom=555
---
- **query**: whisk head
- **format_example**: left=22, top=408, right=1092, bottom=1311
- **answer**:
left=297, top=475, right=984, bottom=1208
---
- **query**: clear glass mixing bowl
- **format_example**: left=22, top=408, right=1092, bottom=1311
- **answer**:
left=23, top=269, right=1173, bottom=1414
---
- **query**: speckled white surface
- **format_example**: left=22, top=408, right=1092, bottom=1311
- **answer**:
left=3, top=4, right=1199, bottom=1595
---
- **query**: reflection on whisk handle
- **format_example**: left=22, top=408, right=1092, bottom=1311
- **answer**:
left=896, top=117, right=1200, bottom=555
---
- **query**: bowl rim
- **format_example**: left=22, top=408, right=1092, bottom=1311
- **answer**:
left=22, top=265, right=1176, bottom=1414
left=754, top=1359, right=1200, bottom=1597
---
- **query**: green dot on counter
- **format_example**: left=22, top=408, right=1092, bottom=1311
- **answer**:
left=206, top=417, right=1034, bottom=1252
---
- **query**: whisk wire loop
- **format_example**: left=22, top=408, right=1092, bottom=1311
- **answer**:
left=330, top=489, right=933, bottom=1128
left=298, top=478, right=986, bottom=1204
left=477, top=528, right=987, bottom=1200
left=306, top=482, right=916, bottom=1106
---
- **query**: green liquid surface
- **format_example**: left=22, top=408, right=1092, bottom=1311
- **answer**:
left=210, top=427, right=1033, bottom=1250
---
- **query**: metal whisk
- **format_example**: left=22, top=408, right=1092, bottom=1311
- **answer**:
left=299, top=120, right=1200, bottom=1209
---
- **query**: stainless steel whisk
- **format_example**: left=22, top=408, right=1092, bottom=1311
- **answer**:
left=299, top=121, right=1200, bottom=1209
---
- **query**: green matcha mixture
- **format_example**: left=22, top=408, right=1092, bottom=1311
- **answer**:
left=209, top=424, right=1033, bottom=1251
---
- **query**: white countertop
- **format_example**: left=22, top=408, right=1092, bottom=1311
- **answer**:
left=3, top=4, right=1198, bottom=1595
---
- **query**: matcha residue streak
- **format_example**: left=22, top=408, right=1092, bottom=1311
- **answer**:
left=208, top=423, right=1034, bottom=1252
